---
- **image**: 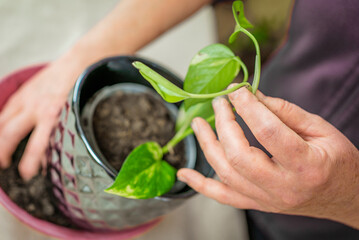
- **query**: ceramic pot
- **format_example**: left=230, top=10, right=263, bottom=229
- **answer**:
left=0, top=64, right=161, bottom=240
left=48, top=56, right=214, bottom=231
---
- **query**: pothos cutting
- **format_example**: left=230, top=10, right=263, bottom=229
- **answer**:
left=105, top=1, right=261, bottom=199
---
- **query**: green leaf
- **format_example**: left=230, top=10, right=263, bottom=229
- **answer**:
left=229, top=1, right=253, bottom=44
left=229, top=25, right=241, bottom=44
left=176, top=100, right=214, bottom=132
left=105, top=142, right=177, bottom=199
left=183, top=44, right=240, bottom=109
left=133, top=61, right=191, bottom=103
left=232, top=1, right=253, bottom=29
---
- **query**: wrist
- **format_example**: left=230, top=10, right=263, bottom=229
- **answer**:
left=53, top=39, right=125, bottom=85
left=319, top=192, right=359, bottom=229
left=338, top=199, right=359, bottom=229
left=68, top=24, right=137, bottom=67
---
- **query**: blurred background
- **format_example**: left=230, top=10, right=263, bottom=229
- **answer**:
left=0, top=0, right=291, bottom=239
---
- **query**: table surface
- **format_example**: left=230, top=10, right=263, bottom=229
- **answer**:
left=0, top=1, right=248, bottom=239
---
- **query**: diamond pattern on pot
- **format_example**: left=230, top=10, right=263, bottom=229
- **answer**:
left=63, top=173, right=76, bottom=191
left=62, top=151, right=75, bottom=175
left=65, top=190, right=80, bottom=206
left=89, top=160, right=109, bottom=178
left=84, top=209, right=103, bottom=221
left=75, top=156, right=92, bottom=177
left=68, top=205, right=86, bottom=219
left=77, top=177, right=94, bottom=194
left=78, top=193, right=97, bottom=207
left=47, top=80, right=189, bottom=231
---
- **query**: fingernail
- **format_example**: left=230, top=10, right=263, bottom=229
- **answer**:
left=229, top=86, right=249, bottom=100
left=227, top=83, right=238, bottom=90
left=229, top=91, right=239, bottom=100
left=191, top=118, right=199, bottom=133
left=213, top=96, right=224, bottom=102
left=177, top=172, right=187, bottom=183
left=255, top=90, right=266, bottom=101
left=212, top=96, right=225, bottom=108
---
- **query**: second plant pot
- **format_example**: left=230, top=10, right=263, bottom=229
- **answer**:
left=47, top=56, right=214, bottom=231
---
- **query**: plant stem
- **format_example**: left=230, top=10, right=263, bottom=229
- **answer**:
left=187, top=82, right=251, bottom=99
left=162, top=114, right=215, bottom=155
left=239, top=27, right=261, bottom=94
left=238, top=57, right=249, bottom=83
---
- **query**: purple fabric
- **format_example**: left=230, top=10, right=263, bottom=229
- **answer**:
left=260, top=0, right=359, bottom=142
left=240, top=0, right=359, bottom=239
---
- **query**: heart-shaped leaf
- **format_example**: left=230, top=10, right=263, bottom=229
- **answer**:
left=133, top=61, right=190, bottom=103
left=105, top=142, right=177, bottom=199
left=229, top=1, right=253, bottom=44
left=229, top=25, right=241, bottom=44
left=232, top=1, right=253, bottom=29
left=183, top=44, right=240, bottom=109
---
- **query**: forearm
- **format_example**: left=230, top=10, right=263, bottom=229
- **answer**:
left=78, top=0, right=211, bottom=55
left=57, top=0, right=211, bottom=89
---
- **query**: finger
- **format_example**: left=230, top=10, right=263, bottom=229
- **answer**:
left=256, top=91, right=331, bottom=136
left=177, top=168, right=261, bottom=210
left=0, top=111, right=34, bottom=168
left=192, top=117, right=275, bottom=196
left=212, top=97, right=251, bottom=155
left=229, top=88, right=309, bottom=168
left=212, top=96, right=278, bottom=183
left=191, top=117, right=238, bottom=185
left=19, top=119, right=55, bottom=180
left=41, top=155, right=47, bottom=176
left=0, top=102, right=22, bottom=130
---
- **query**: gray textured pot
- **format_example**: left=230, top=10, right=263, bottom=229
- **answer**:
left=48, top=56, right=214, bottom=231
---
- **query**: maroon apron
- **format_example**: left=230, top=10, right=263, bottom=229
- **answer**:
left=242, top=0, right=359, bottom=239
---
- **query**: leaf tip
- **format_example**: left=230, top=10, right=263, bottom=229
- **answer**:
left=132, top=61, right=142, bottom=69
left=104, top=185, right=115, bottom=194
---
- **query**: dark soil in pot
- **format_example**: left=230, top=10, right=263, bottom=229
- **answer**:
left=91, top=91, right=186, bottom=171
left=0, top=138, right=78, bottom=228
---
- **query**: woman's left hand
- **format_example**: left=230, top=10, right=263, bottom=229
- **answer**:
left=177, top=87, right=359, bottom=229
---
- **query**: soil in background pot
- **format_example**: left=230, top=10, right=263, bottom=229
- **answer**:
left=92, top=91, right=186, bottom=171
left=0, top=138, right=78, bottom=229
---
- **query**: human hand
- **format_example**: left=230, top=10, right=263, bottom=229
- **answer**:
left=0, top=56, right=84, bottom=180
left=177, top=87, right=359, bottom=228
